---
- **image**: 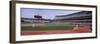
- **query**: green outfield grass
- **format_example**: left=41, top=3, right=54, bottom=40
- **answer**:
left=21, top=24, right=75, bottom=31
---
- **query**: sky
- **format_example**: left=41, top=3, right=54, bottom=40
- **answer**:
left=21, top=8, right=81, bottom=19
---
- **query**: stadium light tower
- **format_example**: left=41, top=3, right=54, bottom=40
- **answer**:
left=34, top=9, right=42, bottom=19
left=33, top=9, right=43, bottom=24
left=34, top=15, right=42, bottom=19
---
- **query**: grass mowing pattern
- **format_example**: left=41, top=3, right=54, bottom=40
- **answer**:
left=21, top=24, right=75, bottom=31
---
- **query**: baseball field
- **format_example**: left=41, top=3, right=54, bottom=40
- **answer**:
left=21, top=24, right=75, bottom=31
left=21, top=23, right=92, bottom=35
